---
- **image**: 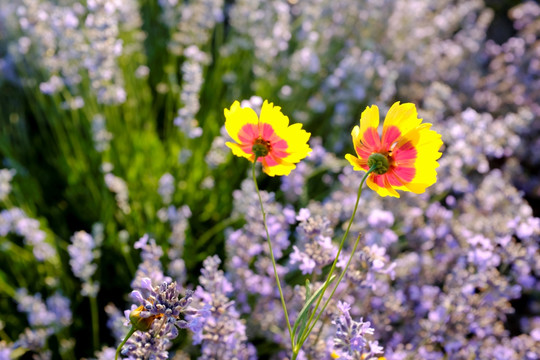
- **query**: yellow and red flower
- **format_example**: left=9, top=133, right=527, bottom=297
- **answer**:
left=225, top=100, right=311, bottom=176
left=345, top=102, right=443, bottom=197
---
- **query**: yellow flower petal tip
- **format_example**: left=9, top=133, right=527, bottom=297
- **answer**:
left=345, top=101, right=443, bottom=197
left=224, top=99, right=312, bottom=176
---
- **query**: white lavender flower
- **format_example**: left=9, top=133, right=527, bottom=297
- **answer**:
left=0, top=168, right=15, bottom=201
left=91, top=114, right=113, bottom=152
left=1, top=208, right=55, bottom=261
left=68, top=230, right=100, bottom=297
left=158, top=173, right=175, bottom=205
left=173, top=47, right=206, bottom=138
left=104, top=172, right=130, bottom=214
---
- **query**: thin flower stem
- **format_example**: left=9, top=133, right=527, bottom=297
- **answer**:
left=293, top=166, right=375, bottom=355
left=298, top=233, right=363, bottom=347
left=251, top=161, right=294, bottom=345
left=89, top=294, right=100, bottom=352
left=115, top=326, right=136, bottom=360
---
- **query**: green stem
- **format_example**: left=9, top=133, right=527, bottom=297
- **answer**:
left=115, top=327, right=136, bottom=360
left=298, top=233, right=363, bottom=347
left=89, top=294, right=100, bottom=352
left=251, top=161, right=293, bottom=344
left=293, top=166, right=375, bottom=355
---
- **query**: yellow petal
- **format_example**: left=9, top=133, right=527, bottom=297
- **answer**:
left=358, top=105, right=380, bottom=138
left=404, top=124, right=443, bottom=190
left=224, top=101, right=259, bottom=143
left=263, top=163, right=296, bottom=176
left=345, top=154, right=367, bottom=172
left=226, top=142, right=254, bottom=161
left=366, top=175, right=400, bottom=198
left=281, top=123, right=312, bottom=163
left=259, top=100, right=290, bottom=135
left=382, top=102, right=421, bottom=142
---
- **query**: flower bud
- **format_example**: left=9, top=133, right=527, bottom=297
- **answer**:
left=129, top=305, right=158, bottom=332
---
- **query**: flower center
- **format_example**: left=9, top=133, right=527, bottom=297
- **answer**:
left=252, top=137, right=271, bottom=158
left=367, top=153, right=390, bottom=175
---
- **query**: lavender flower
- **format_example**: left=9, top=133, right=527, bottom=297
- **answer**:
left=158, top=173, right=175, bottom=205
left=15, top=289, right=71, bottom=329
left=91, top=114, right=113, bottom=152
left=131, top=235, right=171, bottom=295
left=332, top=301, right=383, bottom=360
left=290, top=212, right=337, bottom=275
left=0, top=168, right=15, bottom=201
left=192, top=255, right=256, bottom=360
left=0, top=208, right=55, bottom=261
left=13, top=328, right=51, bottom=358
left=173, top=46, right=207, bottom=138
left=105, top=303, right=129, bottom=342
left=365, top=209, right=397, bottom=247
left=205, top=127, right=231, bottom=168
left=122, top=279, right=200, bottom=359
left=120, top=321, right=175, bottom=360
left=0, top=341, right=12, bottom=360
left=68, top=231, right=99, bottom=296
left=104, top=171, right=131, bottom=214
left=130, top=279, right=196, bottom=329
left=95, top=347, right=116, bottom=360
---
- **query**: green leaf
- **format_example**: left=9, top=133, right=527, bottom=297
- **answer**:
left=292, top=274, right=336, bottom=345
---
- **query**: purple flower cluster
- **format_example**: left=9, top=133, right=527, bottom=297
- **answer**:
left=191, top=255, right=256, bottom=360
left=122, top=279, right=199, bottom=359
left=332, top=301, right=383, bottom=360
left=2, top=0, right=540, bottom=358
left=120, top=321, right=176, bottom=360
left=0, top=208, right=55, bottom=261
left=9, top=289, right=72, bottom=357
left=130, top=279, right=197, bottom=329
left=290, top=208, right=337, bottom=275
left=131, top=235, right=171, bottom=295
left=15, top=289, right=72, bottom=329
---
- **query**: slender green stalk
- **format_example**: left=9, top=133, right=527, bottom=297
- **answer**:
left=293, top=166, right=375, bottom=356
left=251, top=161, right=293, bottom=344
left=115, top=327, right=136, bottom=360
left=297, top=233, right=363, bottom=348
left=89, top=294, right=100, bottom=352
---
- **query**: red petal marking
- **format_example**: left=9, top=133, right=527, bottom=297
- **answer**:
left=263, top=152, right=281, bottom=167
left=355, top=145, right=371, bottom=160
left=371, top=174, right=386, bottom=187
left=391, top=166, right=415, bottom=183
left=362, top=127, right=381, bottom=151
left=355, top=127, right=382, bottom=160
left=240, top=122, right=290, bottom=167
left=381, top=125, right=401, bottom=151
left=261, top=123, right=275, bottom=140
left=238, top=123, right=259, bottom=144
left=241, top=143, right=254, bottom=154
left=271, top=149, right=289, bottom=158
left=271, top=139, right=288, bottom=151
left=392, top=140, right=417, bottom=167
